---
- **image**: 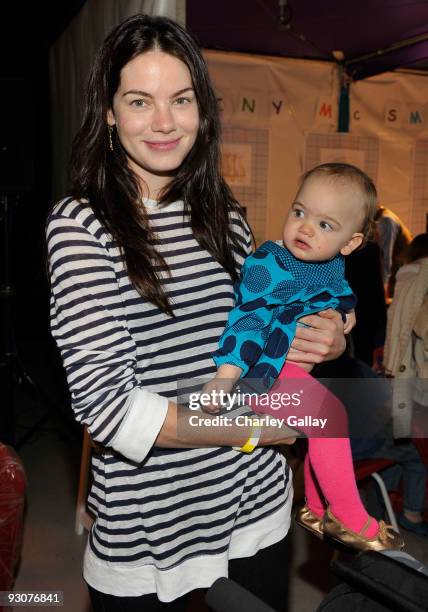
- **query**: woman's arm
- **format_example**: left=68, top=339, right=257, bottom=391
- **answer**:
left=47, top=210, right=171, bottom=463
left=155, top=402, right=297, bottom=448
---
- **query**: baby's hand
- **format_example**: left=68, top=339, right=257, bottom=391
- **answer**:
left=344, top=310, right=356, bottom=334
left=201, top=377, right=235, bottom=413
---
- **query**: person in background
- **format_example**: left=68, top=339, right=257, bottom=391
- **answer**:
left=345, top=239, right=386, bottom=369
left=375, top=205, right=412, bottom=300
left=383, top=233, right=428, bottom=535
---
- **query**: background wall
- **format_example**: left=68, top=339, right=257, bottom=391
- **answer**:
left=205, top=50, right=428, bottom=244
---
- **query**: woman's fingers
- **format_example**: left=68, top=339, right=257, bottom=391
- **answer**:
left=343, top=310, right=356, bottom=334
left=289, top=309, right=346, bottom=362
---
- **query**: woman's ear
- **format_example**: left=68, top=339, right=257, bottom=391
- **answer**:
left=107, top=108, right=115, bottom=126
left=340, top=233, right=364, bottom=256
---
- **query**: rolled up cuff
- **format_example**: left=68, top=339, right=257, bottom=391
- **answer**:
left=111, top=387, right=169, bottom=463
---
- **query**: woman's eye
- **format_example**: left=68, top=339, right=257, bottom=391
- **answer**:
left=320, top=221, right=333, bottom=231
left=131, top=99, right=148, bottom=107
left=174, top=97, right=192, bottom=105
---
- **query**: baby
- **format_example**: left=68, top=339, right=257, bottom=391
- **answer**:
left=207, top=163, right=404, bottom=552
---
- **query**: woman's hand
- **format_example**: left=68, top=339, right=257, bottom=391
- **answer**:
left=287, top=309, right=346, bottom=365
left=343, top=310, right=356, bottom=334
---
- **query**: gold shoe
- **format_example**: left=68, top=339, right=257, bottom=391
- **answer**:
left=295, top=505, right=324, bottom=539
left=322, top=507, right=405, bottom=552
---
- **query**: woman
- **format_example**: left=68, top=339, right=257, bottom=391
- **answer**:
left=47, top=15, right=346, bottom=611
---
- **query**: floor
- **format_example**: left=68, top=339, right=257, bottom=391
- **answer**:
left=8, top=371, right=428, bottom=612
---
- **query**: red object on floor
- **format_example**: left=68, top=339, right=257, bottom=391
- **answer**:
left=354, top=458, right=396, bottom=481
left=354, top=457, right=399, bottom=528
left=0, top=443, right=26, bottom=605
left=355, top=447, right=428, bottom=521
left=414, top=439, right=428, bottom=465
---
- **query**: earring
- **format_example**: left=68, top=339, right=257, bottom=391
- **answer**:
left=108, top=125, right=114, bottom=151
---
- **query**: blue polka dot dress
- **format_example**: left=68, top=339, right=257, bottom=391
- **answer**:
left=213, top=241, right=356, bottom=388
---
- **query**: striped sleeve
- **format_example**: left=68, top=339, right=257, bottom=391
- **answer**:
left=47, top=211, right=168, bottom=463
left=229, top=209, right=253, bottom=263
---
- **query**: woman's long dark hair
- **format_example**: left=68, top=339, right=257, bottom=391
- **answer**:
left=70, top=14, right=248, bottom=315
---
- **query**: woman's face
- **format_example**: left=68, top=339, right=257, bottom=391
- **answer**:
left=107, top=50, right=200, bottom=198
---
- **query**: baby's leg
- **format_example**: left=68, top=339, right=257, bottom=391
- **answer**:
left=303, top=453, right=325, bottom=517
left=256, top=362, right=379, bottom=536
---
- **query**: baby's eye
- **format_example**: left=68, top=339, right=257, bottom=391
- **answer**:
left=292, top=209, right=304, bottom=218
left=319, top=221, right=333, bottom=231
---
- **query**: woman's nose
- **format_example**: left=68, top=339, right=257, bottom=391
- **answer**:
left=151, top=104, right=175, bottom=133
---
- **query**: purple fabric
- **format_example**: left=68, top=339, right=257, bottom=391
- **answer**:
left=187, top=0, right=428, bottom=80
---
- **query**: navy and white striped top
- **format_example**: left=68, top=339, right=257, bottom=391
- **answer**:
left=47, top=197, right=292, bottom=601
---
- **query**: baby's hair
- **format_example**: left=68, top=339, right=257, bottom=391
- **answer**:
left=300, top=163, right=378, bottom=241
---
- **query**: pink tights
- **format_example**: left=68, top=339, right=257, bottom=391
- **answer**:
left=254, top=362, right=378, bottom=536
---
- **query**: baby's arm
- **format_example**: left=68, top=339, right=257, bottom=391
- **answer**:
left=202, top=364, right=243, bottom=413
left=215, top=363, right=243, bottom=382
left=214, top=249, right=289, bottom=377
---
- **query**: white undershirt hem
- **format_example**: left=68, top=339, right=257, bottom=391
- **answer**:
left=83, top=489, right=293, bottom=601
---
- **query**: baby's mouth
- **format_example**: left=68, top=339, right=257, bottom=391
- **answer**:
left=294, top=238, right=310, bottom=249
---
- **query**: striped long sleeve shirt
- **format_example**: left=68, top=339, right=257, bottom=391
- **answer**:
left=47, top=197, right=292, bottom=601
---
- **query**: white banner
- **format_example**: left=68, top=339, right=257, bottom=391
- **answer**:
left=205, top=50, right=428, bottom=240
left=205, top=50, right=338, bottom=242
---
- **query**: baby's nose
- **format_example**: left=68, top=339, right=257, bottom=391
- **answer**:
left=300, top=222, right=314, bottom=236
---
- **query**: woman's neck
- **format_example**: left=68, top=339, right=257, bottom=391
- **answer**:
left=129, top=160, right=173, bottom=201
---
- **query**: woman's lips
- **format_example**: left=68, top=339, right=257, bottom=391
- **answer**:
left=144, top=138, right=182, bottom=151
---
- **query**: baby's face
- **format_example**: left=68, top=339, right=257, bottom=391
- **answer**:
left=282, top=175, right=366, bottom=262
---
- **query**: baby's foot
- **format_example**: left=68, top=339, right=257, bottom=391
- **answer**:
left=322, top=507, right=404, bottom=552
left=295, top=505, right=324, bottom=539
